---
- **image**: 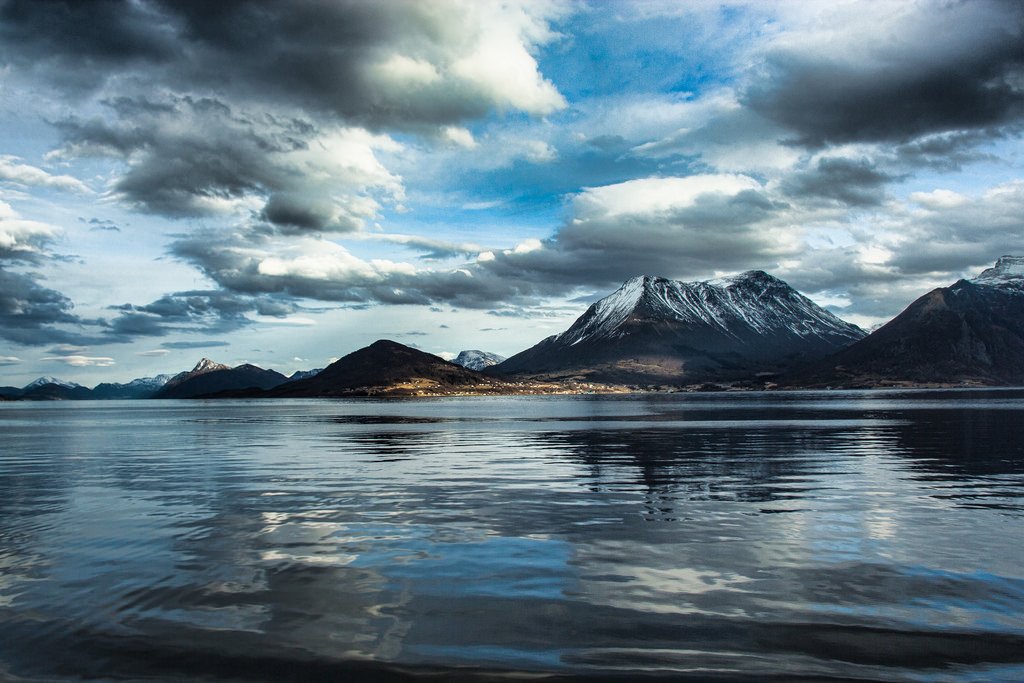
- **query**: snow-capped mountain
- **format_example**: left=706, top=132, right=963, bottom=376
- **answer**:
left=492, top=271, right=865, bottom=383
left=15, top=376, right=92, bottom=400
left=92, top=374, right=174, bottom=399
left=162, top=358, right=231, bottom=390
left=792, top=256, right=1024, bottom=387
left=971, top=255, right=1024, bottom=288
left=451, top=350, right=506, bottom=371
left=155, top=363, right=288, bottom=399
left=288, top=368, right=323, bottom=381
left=24, top=376, right=83, bottom=390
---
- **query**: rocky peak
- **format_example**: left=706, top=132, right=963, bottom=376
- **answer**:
left=191, top=358, right=229, bottom=374
left=972, top=255, right=1024, bottom=287
left=452, top=350, right=506, bottom=371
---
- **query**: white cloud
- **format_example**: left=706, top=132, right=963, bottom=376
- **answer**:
left=910, top=189, right=970, bottom=210
left=0, top=155, right=91, bottom=194
left=0, top=356, right=21, bottom=366
left=573, top=174, right=763, bottom=218
left=370, top=54, right=442, bottom=88
left=254, top=315, right=316, bottom=327
left=0, top=201, right=60, bottom=259
left=441, top=126, right=478, bottom=149
left=450, top=0, right=568, bottom=116
left=42, top=355, right=116, bottom=367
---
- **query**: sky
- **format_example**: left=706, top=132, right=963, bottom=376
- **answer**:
left=1, top=0, right=1023, bottom=385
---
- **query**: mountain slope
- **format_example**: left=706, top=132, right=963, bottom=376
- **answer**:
left=266, top=340, right=506, bottom=397
left=492, top=271, right=864, bottom=384
left=155, top=364, right=288, bottom=399
left=790, top=256, right=1024, bottom=386
left=452, top=350, right=506, bottom=371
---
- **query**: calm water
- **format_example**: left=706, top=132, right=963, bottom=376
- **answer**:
left=2, top=391, right=1024, bottom=682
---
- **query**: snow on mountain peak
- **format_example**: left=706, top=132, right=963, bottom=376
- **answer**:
left=452, top=350, right=506, bottom=371
left=972, top=255, right=1024, bottom=286
left=559, top=272, right=863, bottom=347
left=24, top=376, right=82, bottom=389
left=191, top=358, right=229, bottom=374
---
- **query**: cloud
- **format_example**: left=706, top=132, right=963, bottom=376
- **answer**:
left=136, top=349, right=170, bottom=357
left=367, top=233, right=485, bottom=260
left=1, top=0, right=567, bottom=126
left=0, top=356, right=21, bottom=366
left=884, top=180, right=1024, bottom=276
left=41, top=354, right=116, bottom=367
left=81, top=217, right=122, bottom=232
left=781, top=156, right=895, bottom=207
left=46, top=344, right=86, bottom=354
left=55, top=98, right=404, bottom=231
left=744, top=1, right=1024, bottom=147
left=168, top=174, right=800, bottom=310
left=0, top=203, right=100, bottom=346
left=0, top=269, right=94, bottom=345
left=106, top=289, right=302, bottom=339
left=2, top=1, right=570, bottom=241
left=0, top=201, right=59, bottom=263
left=160, top=340, right=231, bottom=350
left=0, top=155, right=92, bottom=193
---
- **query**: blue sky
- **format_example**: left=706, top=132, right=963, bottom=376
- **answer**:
left=1, top=0, right=1023, bottom=385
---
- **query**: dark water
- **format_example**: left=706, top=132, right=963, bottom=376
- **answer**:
left=2, top=391, right=1024, bottom=682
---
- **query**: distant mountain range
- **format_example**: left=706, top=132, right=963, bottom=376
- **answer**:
left=4, top=258, right=1024, bottom=399
left=490, top=271, right=865, bottom=383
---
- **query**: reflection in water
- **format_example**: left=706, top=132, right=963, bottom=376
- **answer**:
left=0, top=392, right=1023, bottom=681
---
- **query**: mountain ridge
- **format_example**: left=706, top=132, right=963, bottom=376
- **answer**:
left=6, top=259, right=1024, bottom=396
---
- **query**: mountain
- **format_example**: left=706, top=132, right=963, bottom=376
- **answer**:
left=154, top=363, right=288, bottom=399
left=92, top=374, right=174, bottom=399
left=24, top=376, right=82, bottom=391
left=264, top=340, right=507, bottom=397
left=161, top=358, right=231, bottom=390
left=789, top=256, right=1024, bottom=387
left=491, top=271, right=865, bottom=384
left=18, top=377, right=93, bottom=400
left=451, top=350, right=506, bottom=371
left=289, top=368, right=323, bottom=381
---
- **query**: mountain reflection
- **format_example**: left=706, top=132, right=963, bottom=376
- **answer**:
left=1, top=393, right=1024, bottom=681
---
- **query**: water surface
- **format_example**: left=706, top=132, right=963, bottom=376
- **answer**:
left=2, top=390, right=1024, bottom=681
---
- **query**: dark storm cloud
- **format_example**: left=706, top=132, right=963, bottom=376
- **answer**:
left=105, top=289, right=301, bottom=339
left=55, top=96, right=344, bottom=225
left=0, top=0, right=178, bottom=91
left=892, top=129, right=1005, bottom=172
left=781, top=157, right=895, bottom=207
left=0, top=268, right=95, bottom=345
left=0, top=0, right=562, bottom=128
left=2, top=1, right=562, bottom=231
left=0, top=207, right=101, bottom=345
left=745, top=1, right=1024, bottom=147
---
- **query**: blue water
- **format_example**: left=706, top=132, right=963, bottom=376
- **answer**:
left=2, top=390, right=1024, bottom=681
